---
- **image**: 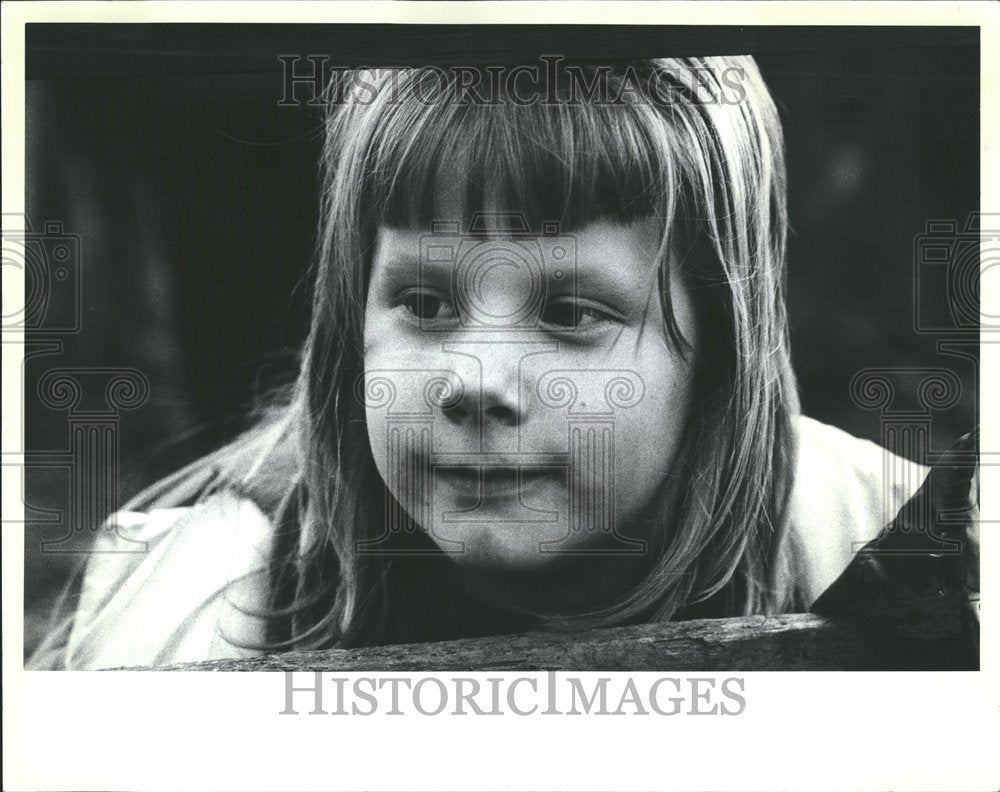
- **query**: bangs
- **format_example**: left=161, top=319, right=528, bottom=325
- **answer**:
left=352, top=67, right=679, bottom=234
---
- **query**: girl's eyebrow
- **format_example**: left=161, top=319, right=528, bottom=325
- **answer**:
left=378, top=245, right=654, bottom=306
left=379, top=252, right=421, bottom=270
left=380, top=247, right=461, bottom=274
left=571, top=259, right=654, bottom=306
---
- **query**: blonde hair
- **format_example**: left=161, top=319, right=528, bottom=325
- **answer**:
left=34, top=57, right=802, bottom=661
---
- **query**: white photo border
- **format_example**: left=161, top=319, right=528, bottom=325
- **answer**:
left=3, top=2, right=998, bottom=791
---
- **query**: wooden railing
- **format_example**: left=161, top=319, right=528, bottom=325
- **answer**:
left=124, top=613, right=975, bottom=671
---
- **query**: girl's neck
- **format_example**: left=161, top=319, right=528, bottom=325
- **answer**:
left=371, top=524, right=657, bottom=645
left=453, top=549, right=654, bottom=622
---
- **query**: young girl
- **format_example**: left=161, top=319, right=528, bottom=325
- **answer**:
left=30, top=56, right=928, bottom=670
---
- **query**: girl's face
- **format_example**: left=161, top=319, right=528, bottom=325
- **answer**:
left=363, top=217, right=698, bottom=570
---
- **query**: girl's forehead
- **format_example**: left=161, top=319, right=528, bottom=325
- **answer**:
left=374, top=217, right=665, bottom=278
left=395, top=181, right=664, bottom=238
left=376, top=213, right=667, bottom=241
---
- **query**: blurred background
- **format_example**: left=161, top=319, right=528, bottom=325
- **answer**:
left=20, top=26, right=979, bottom=656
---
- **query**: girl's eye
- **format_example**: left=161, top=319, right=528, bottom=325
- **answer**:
left=398, top=290, right=455, bottom=323
left=541, top=300, right=616, bottom=331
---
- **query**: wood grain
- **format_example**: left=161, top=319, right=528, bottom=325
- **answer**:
left=117, top=613, right=927, bottom=672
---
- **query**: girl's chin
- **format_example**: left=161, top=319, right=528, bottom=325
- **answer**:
left=423, top=521, right=605, bottom=572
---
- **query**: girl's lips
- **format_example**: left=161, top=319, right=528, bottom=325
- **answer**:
left=434, top=465, right=563, bottom=501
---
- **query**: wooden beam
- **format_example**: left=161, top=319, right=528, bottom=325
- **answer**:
left=117, top=613, right=942, bottom=672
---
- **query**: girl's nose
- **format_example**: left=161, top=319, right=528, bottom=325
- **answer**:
left=444, top=371, right=525, bottom=428
left=439, top=345, right=528, bottom=429
left=481, top=394, right=522, bottom=428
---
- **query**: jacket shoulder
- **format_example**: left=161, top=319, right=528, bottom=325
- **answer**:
left=782, top=416, right=929, bottom=605
left=63, top=490, right=274, bottom=669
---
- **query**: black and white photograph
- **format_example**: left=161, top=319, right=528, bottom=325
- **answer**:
left=3, top=2, right=997, bottom=791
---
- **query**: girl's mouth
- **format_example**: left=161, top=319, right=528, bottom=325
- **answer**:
left=434, top=465, right=564, bottom=502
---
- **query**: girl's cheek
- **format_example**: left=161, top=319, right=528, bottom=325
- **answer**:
left=363, top=313, right=470, bottom=426
left=367, top=303, right=443, bottom=358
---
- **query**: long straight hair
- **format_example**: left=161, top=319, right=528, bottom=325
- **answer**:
left=259, top=57, right=800, bottom=647
left=36, top=57, right=801, bottom=662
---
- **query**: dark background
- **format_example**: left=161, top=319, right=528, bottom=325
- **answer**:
left=21, top=25, right=979, bottom=654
